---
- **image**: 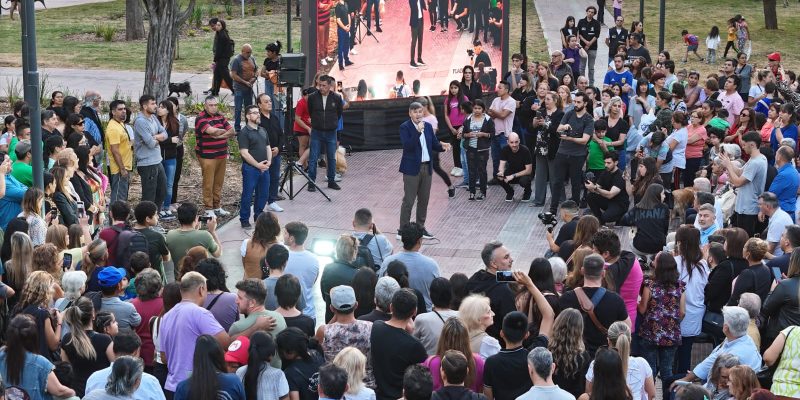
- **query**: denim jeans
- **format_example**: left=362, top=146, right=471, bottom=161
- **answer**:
left=172, top=145, right=184, bottom=205
left=460, top=144, right=470, bottom=185
left=162, top=158, right=177, bottom=209
left=337, top=27, right=351, bottom=68
left=268, top=154, right=281, bottom=203
left=365, top=0, right=380, bottom=30
left=240, top=163, right=270, bottom=223
left=234, top=88, right=254, bottom=132
left=109, top=172, right=130, bottom=204
left=490, top=133, right=508, bottom=177
left=309, top=129, right=337, bottom=183
left=137, top=163, right=167, bottom=207
left=640, top=339, right=678, bottom=400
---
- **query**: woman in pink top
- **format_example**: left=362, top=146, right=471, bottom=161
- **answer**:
left=444, top=81, right=469, bottom=176
left=683, top=111, right=708, bottom=187
left=422, top=318, right=485, bottom=392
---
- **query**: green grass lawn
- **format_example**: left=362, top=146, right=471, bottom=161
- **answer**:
left=508, top=0, right=549, bottom=64
left=0, top=0, right=302, bottom=72
left=623, top=0, right=800, bottom=76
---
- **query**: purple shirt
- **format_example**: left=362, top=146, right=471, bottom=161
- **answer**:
left=203, top=292, right=240, bottom=332
left=159, top=301, right=225, bottom=391
left=563, top=47, right=582, bottom=76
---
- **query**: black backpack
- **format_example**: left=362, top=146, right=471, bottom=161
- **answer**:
left=354, top=234, right=378, bottom=271
left=112, top=226, right=149, bottom=271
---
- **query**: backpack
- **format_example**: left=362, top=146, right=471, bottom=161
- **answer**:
left=354, top=234, right=378, bottom=271
left=112, top=225, right=149, bottom=271
left=5, top=386, right=31, bottom=400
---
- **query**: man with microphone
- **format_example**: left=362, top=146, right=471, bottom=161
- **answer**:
left=399, top=102, right=452, bottom=239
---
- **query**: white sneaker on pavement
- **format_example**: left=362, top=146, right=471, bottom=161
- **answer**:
left=214, top=208, right=230, bottom=216
left=350, top=48, right=359, bottom=55
left=334, top=173, right=342, bottom=182
left=268, top=202, right=284, bottom=212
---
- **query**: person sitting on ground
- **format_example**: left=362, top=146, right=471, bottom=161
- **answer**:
left=414, top=277, right=460, bottom=355
left=737, top=292, right=762, bottom=349
left=759, top=192, right=794, bottom=258
left=85, top=329, right=165, bottom=399
left=516, top=347, right=576, bottom=400
left=98, top=267, right=142, bottom=330
left=545, top=201, right=580, bottom=257
left=352, top=208, right=394, bottom=269
left=431, top=350, right=487, bottom=400
left=132, top=201, right=170, bottom=279
left=359, top=275, right=401, bottom=323
left=727, top=238, right=773, bottom=305
left=619, top=183, right=670, bottom=257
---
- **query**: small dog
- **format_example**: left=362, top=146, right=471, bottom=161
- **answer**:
left=335, top=146, right=348, bottom=174
left=4, top=0, right=45, bottom=20
left=671, top=187, right=697, bottom=229
left=168, top=81, right=192, bottom=97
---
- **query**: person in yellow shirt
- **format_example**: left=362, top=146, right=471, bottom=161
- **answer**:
left=723, top=20, right=738, bottom=58
left=106, top=99, right=134, bottom=203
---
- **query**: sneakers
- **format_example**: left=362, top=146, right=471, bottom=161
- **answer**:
left=345, top=60, right=355, bottom=66
left=451, top=167, right=464, bottom=177
left=321, top=58, right=328, bottom=66
left=334, top=173, right=343, bottom=182
left=469, top=193, right=476, bottom=201
left=410, top=62, right=419, bottom=69
left=328, top=182, right=341, bottom=190
left=455, top=182, right=468, bottom=188
left=505, top=192, right=513, bottom=202
left=376, top=26, right=383, bottom=32
left=159, top=210, right=176, bottom=221
left=441, top=27, right=447, bottom=32
left=447, top=187, right=455, bottom=198
left=308, top=185, right=317, bottom=192
left=476, top=193, right=485, bottom=201
left=350, top=48, right=359, bottom=55
left=417, top=59, right=426, bottom=66
left=214, top=208, right=230, bottom=216
left=326, top=56, right=334, bottom=62
left=268, top=202, right=284, bottom=212
left=521, top=194, right=532, bottom=203
left=422, top=229, right=435, bottom=239
left=241, top=221, right=253, bottom=229
left=429, top=25, right=436, bottom=31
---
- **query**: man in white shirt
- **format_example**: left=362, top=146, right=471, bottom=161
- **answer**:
left=515, top=347, right=575, bottom=400
left=284, top=221, right=320, bottom=321
left=85, top=330, right=165, bottom=400
left=759, top=191, right=794, bottom=257
left=487, top=81, right=516, bottom=183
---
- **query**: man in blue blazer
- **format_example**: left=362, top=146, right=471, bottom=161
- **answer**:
left=399, top=102, right=451, bottom=239
left=409, top=0, right=427, bottom=68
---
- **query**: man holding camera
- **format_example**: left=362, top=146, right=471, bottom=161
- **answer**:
left=545, top=200, right=580, bottom=257
left=550, top=92, right=593, bottom=214
left=166, top=203, right=222, bottom=279
left=496, top=132, right=532, bottom=202
left=585, top=151, right=628, bottom=224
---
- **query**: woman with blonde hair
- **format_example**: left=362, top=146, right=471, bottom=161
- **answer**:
left=241, top=211, right=281, bottom=279
left=320, top=234, right=360, bottom=322
left=726, top=365, right=760, bottom=400
left=11, top=270, right=63, bottom=361
left=559, top=215, right=601, bottom=264
left=585, top=321, right=656, bottom=400
left=61, top=296, right=113, bottom=397
left=333, top=347, right=376, bottom=400
left=564, top=247, right=595, bottom=290
left=46, top=217, right=84, bottom=270
left=422, top=317, right=484, bottom=392
left=32, top=242, right=65, bottom=283
left=19, top=187, right=52, bottom=246
left=458, top=294, right=500, bottom=359
left=728, top=237, right=772, bottom=306
left=4, top=231, right=30, bottom=309
left=558, top=85, right=574, bottom=113
left=178, top=246, right=209, bottom=279
left=548, top=308, right=590, bottom=398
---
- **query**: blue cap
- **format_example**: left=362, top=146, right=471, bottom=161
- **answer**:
left=98, top=267, right=127, bottom=287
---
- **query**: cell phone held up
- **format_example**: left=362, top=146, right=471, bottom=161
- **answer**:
left=76, top=201, right=85, bottom=218
left=62, top=253, right=72, bottom=271
left=496, top=270, right=515, bottom=282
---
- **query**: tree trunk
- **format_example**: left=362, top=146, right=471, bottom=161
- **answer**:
left=142, top=0, right=195, bottom=99
left=764, top=0, right=778, bottom=29
left=125, top=0, right=146, bottom=40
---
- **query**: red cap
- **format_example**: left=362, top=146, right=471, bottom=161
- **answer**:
left=224, top=336, right=250, bottom=365
left=768, top=52, right=781, bottom=62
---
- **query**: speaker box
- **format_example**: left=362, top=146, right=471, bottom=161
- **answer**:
left=280, top=53, right=307, bottom=71
left=279, top=70, right=305, bottom=86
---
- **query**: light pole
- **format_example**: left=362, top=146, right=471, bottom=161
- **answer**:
left=639, top=0, right=644, bottom=22
left=658, top=0, right=665, bottom=52
left=21, top=0, right=43, bottom=190
left=520, top=0, right=527, bottom=60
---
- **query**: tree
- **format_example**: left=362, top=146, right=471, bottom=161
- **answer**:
left=764, top=0, right=778, bottom=29
left=126, top=0, right=146, bottom=40
left=142, top=0, right=194, bottom=99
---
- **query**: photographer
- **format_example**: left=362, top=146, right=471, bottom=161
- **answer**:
left=165, top=202, right=222, bottom=280
left=545, top=200, right=580, bottom=257
left=496, top=132, right=532, bottom=202
left=584, top=151, right=629, bottom=224
left=550, top=92, right=593, bottom=214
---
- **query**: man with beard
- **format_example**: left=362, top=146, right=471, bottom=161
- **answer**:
left=584, top=151, right=628, bottom=224
left=550, top=92, right=593, bottom=213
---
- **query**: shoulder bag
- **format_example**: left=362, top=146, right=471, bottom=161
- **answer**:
left=574, top=287, right=608, bottom=334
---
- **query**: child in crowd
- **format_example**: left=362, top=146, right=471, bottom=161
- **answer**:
left=724, top=21, right=738, bottom=58
left=681, top=30, right=704, bottom=63
left=587, top=119, right=613, bottom=177
left=706, top=26, right=720, bottom=64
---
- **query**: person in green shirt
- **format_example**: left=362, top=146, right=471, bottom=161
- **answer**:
left=229, top=279, right=286, bottom=368
left=587, top=119, right=614, bottom=175
left=10, top=139, right=33, bottom=187
left=165, top=202, right=222, bottom=280
left=8, top=119, right=30, bottom=162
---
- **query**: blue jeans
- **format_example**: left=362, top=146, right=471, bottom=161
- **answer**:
left=240, top=163, right=270, bottom=223
left=109, top=172, right=130, bottom=204
left=460, top=143, right=470, bottom=185
left=234, top=88, right=254, bottom=131
left=337, top=27, right=351, bottom=68
left=491, top=133, right=508, bottom=177
left=309, top=129, right=337, bottom=183
left=640, top=339, right=678, bottom=400
left=162, top=158, right=177, bottom=209
left=268, top=154, right=281, bottom=203
left=366, top=0, right=380, bottom=30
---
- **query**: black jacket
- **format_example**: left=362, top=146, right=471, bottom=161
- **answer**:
left=529, top=108, right=564, bottom=160
left=606, top=251, right=638, bottom=294
left=762, top=277, right=800, bottom=346
left=307, top=92, right=343, bottom=132
left=431, top=386, right=487, bottom=400
left=461, top=116, right=494, bottom=151
left=620, top=204, right=670, bottom=254
left=705, top=257, right=748, bottom=313
left=214, top=30, right=234, bottom=61
left=53, top=191, right=78, bottom=226
left=460, top=81, right=483, bottom=103
left=466, top=269, right=516, bottom=340
left=727, top=263, right=773, bottom=306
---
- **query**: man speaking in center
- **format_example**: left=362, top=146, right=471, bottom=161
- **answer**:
left=399, top=102, right=451, bottom=240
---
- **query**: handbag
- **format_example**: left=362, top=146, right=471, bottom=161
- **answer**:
left=702, top=261, right=734, bottom=339
left=757, top=326, right=795, bottom=389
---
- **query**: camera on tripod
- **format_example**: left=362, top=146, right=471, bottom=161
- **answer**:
left=467, top=49, right=475, bottom=57
left=538, top=212, right=558, bottom=233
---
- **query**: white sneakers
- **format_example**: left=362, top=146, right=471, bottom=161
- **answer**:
left=268, top=202, right=284, bottom=212
left=350, top=48, right=359, bottom=55
left=214, top=208, right=230, bottom=216
left=334, top=173, right=343, bottom=182
left=450, top=167, right=464, bottom=177
left=321, top=59, right=328, bottom=66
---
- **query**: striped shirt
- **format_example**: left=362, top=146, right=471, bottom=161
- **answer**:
left=194, top=111, right=232, bottom=159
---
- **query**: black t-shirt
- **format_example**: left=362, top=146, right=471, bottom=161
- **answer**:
left=263, top=58, right=280, bottom=72
left=577, top=18, right=601, bottom=50
left=18, top=305, right=57, bottom=361
left=558, top=288, right=629, bottom=355
left=475, top=51, right=492, bottom=67
left=483, top=347, right=532, bottom=400
left=561, top=27, right=577, bottom=43
left=371, top=320, right=428, bottom=400
left=596, top=168, right=628, bottom=205
left=603, top=117, right=629, bottom=144
left=357, top=309, right=392, bottom=323
left=258, top=113, right=284, bottom=152
left=284, top=315, right=316, bottom=337
left=284, top=350, right=325, bottom=400
left=334, top=2, right=350, bottom=25
left=63, top=330, right=113, bottom=397
left=500, top=145, right=532, bottom=175
left=607, top=27, right=629, bottom=55
left=555, top=217, right=579, bottom=246
left=345, top=0, right=359, bottom=14
left=134, top=227, right=169, bottom=273
left=627, top=45, right=652, bottom=65
left=552, top=350, right=591, bottom=398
